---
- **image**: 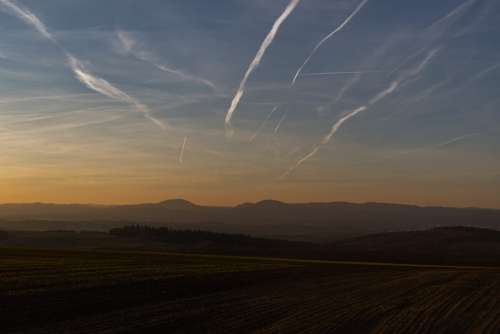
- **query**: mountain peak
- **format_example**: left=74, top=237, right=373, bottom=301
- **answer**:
left=158, top=199, right=198, bottom=209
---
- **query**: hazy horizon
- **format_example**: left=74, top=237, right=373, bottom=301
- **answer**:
left=1, top=197, right=499, bottom=211
left=1, top=0, right=499, bottom=208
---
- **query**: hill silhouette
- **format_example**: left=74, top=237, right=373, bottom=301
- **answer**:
left=326, top=226, right=500, bottom=265
left=2, top=226, right=499, bottom=266
left=1, top=200, right=499, bottom=241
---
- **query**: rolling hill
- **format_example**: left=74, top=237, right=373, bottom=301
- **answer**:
left=1, top=200, right=499, bottom=241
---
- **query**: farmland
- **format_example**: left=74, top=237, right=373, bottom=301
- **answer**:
left=1, top=248, right=499, bottom=333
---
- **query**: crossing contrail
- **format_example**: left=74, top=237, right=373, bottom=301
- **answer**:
left=224, top=0, right=301, bottom=136
left=290, top=0, right=369, bottom=86
left=390, top=0, right=476, bottom=77
left=282, top=48, right=439, bottom=178
left=250, top=106, right=279, bottom=142
left=0, top=0, right=166, bottom=130
left=333, top=37, right=398, bottom=103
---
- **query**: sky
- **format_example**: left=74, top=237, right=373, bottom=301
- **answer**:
left=0, top=0, right=499, bottom=208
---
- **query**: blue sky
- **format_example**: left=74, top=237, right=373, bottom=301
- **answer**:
left=0, top=0, right=499, bottom=207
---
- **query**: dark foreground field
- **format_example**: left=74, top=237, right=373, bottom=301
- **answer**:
left=1, top=248, right=499, bottom=333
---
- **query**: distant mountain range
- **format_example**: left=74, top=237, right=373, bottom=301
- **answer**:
left=1, top=199, right=499, bottom=241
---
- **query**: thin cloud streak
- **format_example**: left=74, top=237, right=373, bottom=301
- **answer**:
left=178, top=136, right=188, bottom=164
left=291, top=0, right=369, bottom=86
left=390, top=0, right=475, bottom=77
left=117, top=30, right=216, bottom=91
left=281, top=146, right=320, bottom=179
left=224, top=0, right=301, bottom=135
left=471, top=63, right=500, bottom=82
left=274, top=111, right=288, bottom=134
left=68, top=56, right=132, bottom=103
left=0, top=0, right=55, bottom=42
left=320, top=106, right=368, bottom=145
left=301, top=70, right=385, bottom=77
left=155, top=64, right=217, bottom=91
left=0, top=1, right=166, bottom=131
left=436, top=133, right=477, bottom=148
left=68, top=55, right=168, bottom=130
left=0, top=93, right=95, bottom=104
left=280, top=106, right=366, bottom=179
left=283, top=48, right=439, bottom=178
left=369, top=81, right=399, bottom=104
left=425, top=0, right=477, bottom=32
left=250, top=106, right=279, bottom=142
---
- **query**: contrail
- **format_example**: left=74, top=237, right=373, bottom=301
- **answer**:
left=389, top=47, right=440, bottom=79
left=68, top=55, right=167, bottom=130
left=290, top=0, right=369, bottom=86
left=369, top=81, right=399, bottom=104
left=373, top=48, right=438, bottom=106
left=274, top=111, right=288, bottom=134
left=68, top=56, right=134, bottom=103
left=406, top=78, right=450, bottom=105
left=471, top=63, right=500, bottom=82
left=0, top=1, right=166, bottom=130
left=388, top=46, right=428, bottom=77
left=281, top=146, right=320, bottom=179
left=224, top=0, right=301, bottom=136
left=280, top=105, right=366, bottom=178
left=301, top=70, right=385, bottom=77
left=425, top=0, right=477, bottom=33
left=390, top=0, right=475, bottom=77
left=155, top=64, right=217, bottom=91
left=335, top=73, right=362, bottom=103
left=333, top=37, right=399, bottom=103
left=320, top=106, right=368, bottom=145
left=436, top=133, right=477, bottom=148
left=117, top=30, right=217, bottom=91
left=250, top=106, right=279, bottom=142
left=0, top=0, right=55, bottom=42
left=384, top=48, right=439, bottom=96
left=407, top=48, right=440, bottom=77
left=283, top=48, right=439, bottom=178
left=178, top=136, right=188, bottom=164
